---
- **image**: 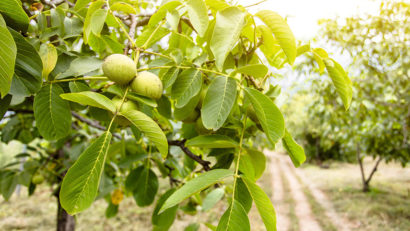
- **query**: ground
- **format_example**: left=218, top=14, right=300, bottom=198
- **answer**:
left=0, top=152, right=408, bottom=231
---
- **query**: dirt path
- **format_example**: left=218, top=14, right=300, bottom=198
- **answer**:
left=270, top=155, right=290, bottom=231
left=293, top=165, right=352, bottom=231
left=268, top=151, right=353, bottom=231
left=279, top=156, right=322, bottom=231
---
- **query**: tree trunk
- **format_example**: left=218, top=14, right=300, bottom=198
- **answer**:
left=356, top=144, right=368, bottom=192
left=57, top=196, right=76, bottom=231
left=54, top=147, right=75, bottom=231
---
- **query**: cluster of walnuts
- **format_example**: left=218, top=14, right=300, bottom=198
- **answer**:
left=102, top=54, right=163, bottom=125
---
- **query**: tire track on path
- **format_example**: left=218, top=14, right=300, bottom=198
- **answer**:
left=293, top=164, right=352, bottom=231
left=269, top=151, right=290, bottom=231
left=275, top=153, right=322, bottom=231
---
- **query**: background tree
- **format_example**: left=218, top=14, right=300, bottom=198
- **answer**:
left=285, top=0, right=409, bottom=192
left=0, top=0, right=352, bottom=230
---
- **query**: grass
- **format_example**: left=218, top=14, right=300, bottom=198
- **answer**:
left=0, top=169, right=274, bottom=231
left=302, top=158, right=410, bottom=231
left=1, top=156, right=408, bottom=231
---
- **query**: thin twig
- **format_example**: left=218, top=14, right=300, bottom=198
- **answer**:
left=124, top=14, right=138, bottom=55
left=168, top=140, right=211, bottom=171
left=244, top=0, right=267, bottom=8
left=71, top=112, right=121, bottom=139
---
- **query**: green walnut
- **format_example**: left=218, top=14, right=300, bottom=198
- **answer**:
left=102, top=54, right=136, bottom=85
left=183, top=109, right=199, bottom=123
left=195, top=117, right=212, bottom=135
left=32, top=174, right=44, bottom=185
left=111, top=97, right=139, bottom=126
left=247, top=105, right=259, bottom=124
left=197, top=86, right=208, bottom=108
left=131, top=71, right=163, bottom=99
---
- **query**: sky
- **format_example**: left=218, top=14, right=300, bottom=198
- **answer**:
left=238, top=0, right=380, bottom=40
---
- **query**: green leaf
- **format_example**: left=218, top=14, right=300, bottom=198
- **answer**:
left=216, top=200, right=250, bottom=231
left=148, top=1, right=181, bottom=27
left=152, top=189, right=178, bottom=231
left=234, top=178, right=252, bottom=213
left=74, top=0, right=90, bottom=11
left=311, top=48, right=328, bottom=74
left=107, top=85, right=158, bottom=108
left=83, top=0, right=105, bottom=44
left=0, top=95, right=12, bottom=119
left=57, top=56, right=103, bottom=78
left=124, top=165, right=143, bottom=191
left=239, top=148, right=266, bottom=180
left=0, top=0, right=29, bottom=32
left=242, top=177, right=276, bottom=231
left=201, top=76, right=237, bottom=130
left=69, top=81, right=90, bottom=93
left=90, top=9, right=107, bottom=37
left=255, top=10, right=296, bottom=64
left=186, top=0, right=209, bottom=37
left=0, top=171, right=18, bottom=201
left=174, top=90, right=200, bottom=121
left=282, top=128, right=306, bottom=167
left=171, top=68, right=202, bottom=108
left=39, top=44, right=58, bottom=81
left=135, top=26, right=170, bottom=49
left=0, top=15, right=16, bottom=97
left=9, top=28, right=43, bottom=98
left=60, top=132, right=112, bottom=214
left=233, top=64, right=268, bottom=79
left=257, top=25, right=281, bottom=62
left=211, top=7, right=246, bottom=70
left=244, top=88, right=285, bottom=145
left=323, top=58, right=353, bottom=110
left=110, top=2, right=137, bottom=14
left=185, top=223, right=200, bottom=231
left=166, top=9, right=180, bottom=31
left=133, top=167, right=158, bottom=206
left=186, top=135, right=238, bottom=148
left=202, top=188, right=225, bottom=211
left=120, top=110, right=168, bottom=158
left=160, top=169, right=233, bottom=213
left=33, top=84, right=71, bottom=140
left=60, top=91, right=116, bottom=112
left=161, top=66, right=179, bottom=89
left=205, top=0, right=230, bottom=10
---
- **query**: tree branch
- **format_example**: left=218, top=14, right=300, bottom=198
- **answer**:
left=124, top=14, right=138, bottom=55
left=168, top=140, right=211, bottom=171
left=71, top=112, right=121, bottom=139
left=365, top=156, right=383, bottom=185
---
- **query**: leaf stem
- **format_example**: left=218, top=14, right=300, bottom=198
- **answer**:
left=140, top=50, right=173, bottom=60
left=137, top=65, right=230, bottom=77
left=107, top=87, right=130, bottom=132
left=141, top=20, right=166, bottom=49
left=50, top=76, right=108, bottom=83
left=231, top=110, right=248, bottom=202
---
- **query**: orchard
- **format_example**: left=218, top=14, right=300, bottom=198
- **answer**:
left=0, top=0, right=371, bottom=230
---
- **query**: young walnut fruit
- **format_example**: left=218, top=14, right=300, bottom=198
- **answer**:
left=102, top=54, right=136, bottom=85
left=110, top=97, right=139, bottom=126
left=131, top=71, right=163, bottom=100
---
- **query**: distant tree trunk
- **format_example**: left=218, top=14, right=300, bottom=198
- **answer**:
left=356, top=144, right=383, bottom=192
left=356, top=144, right=368, bottom=192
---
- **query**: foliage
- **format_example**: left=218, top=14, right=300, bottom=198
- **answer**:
left=287, top=1, right=409, bottom=187
left=0, top=0, right=351, bottom=230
